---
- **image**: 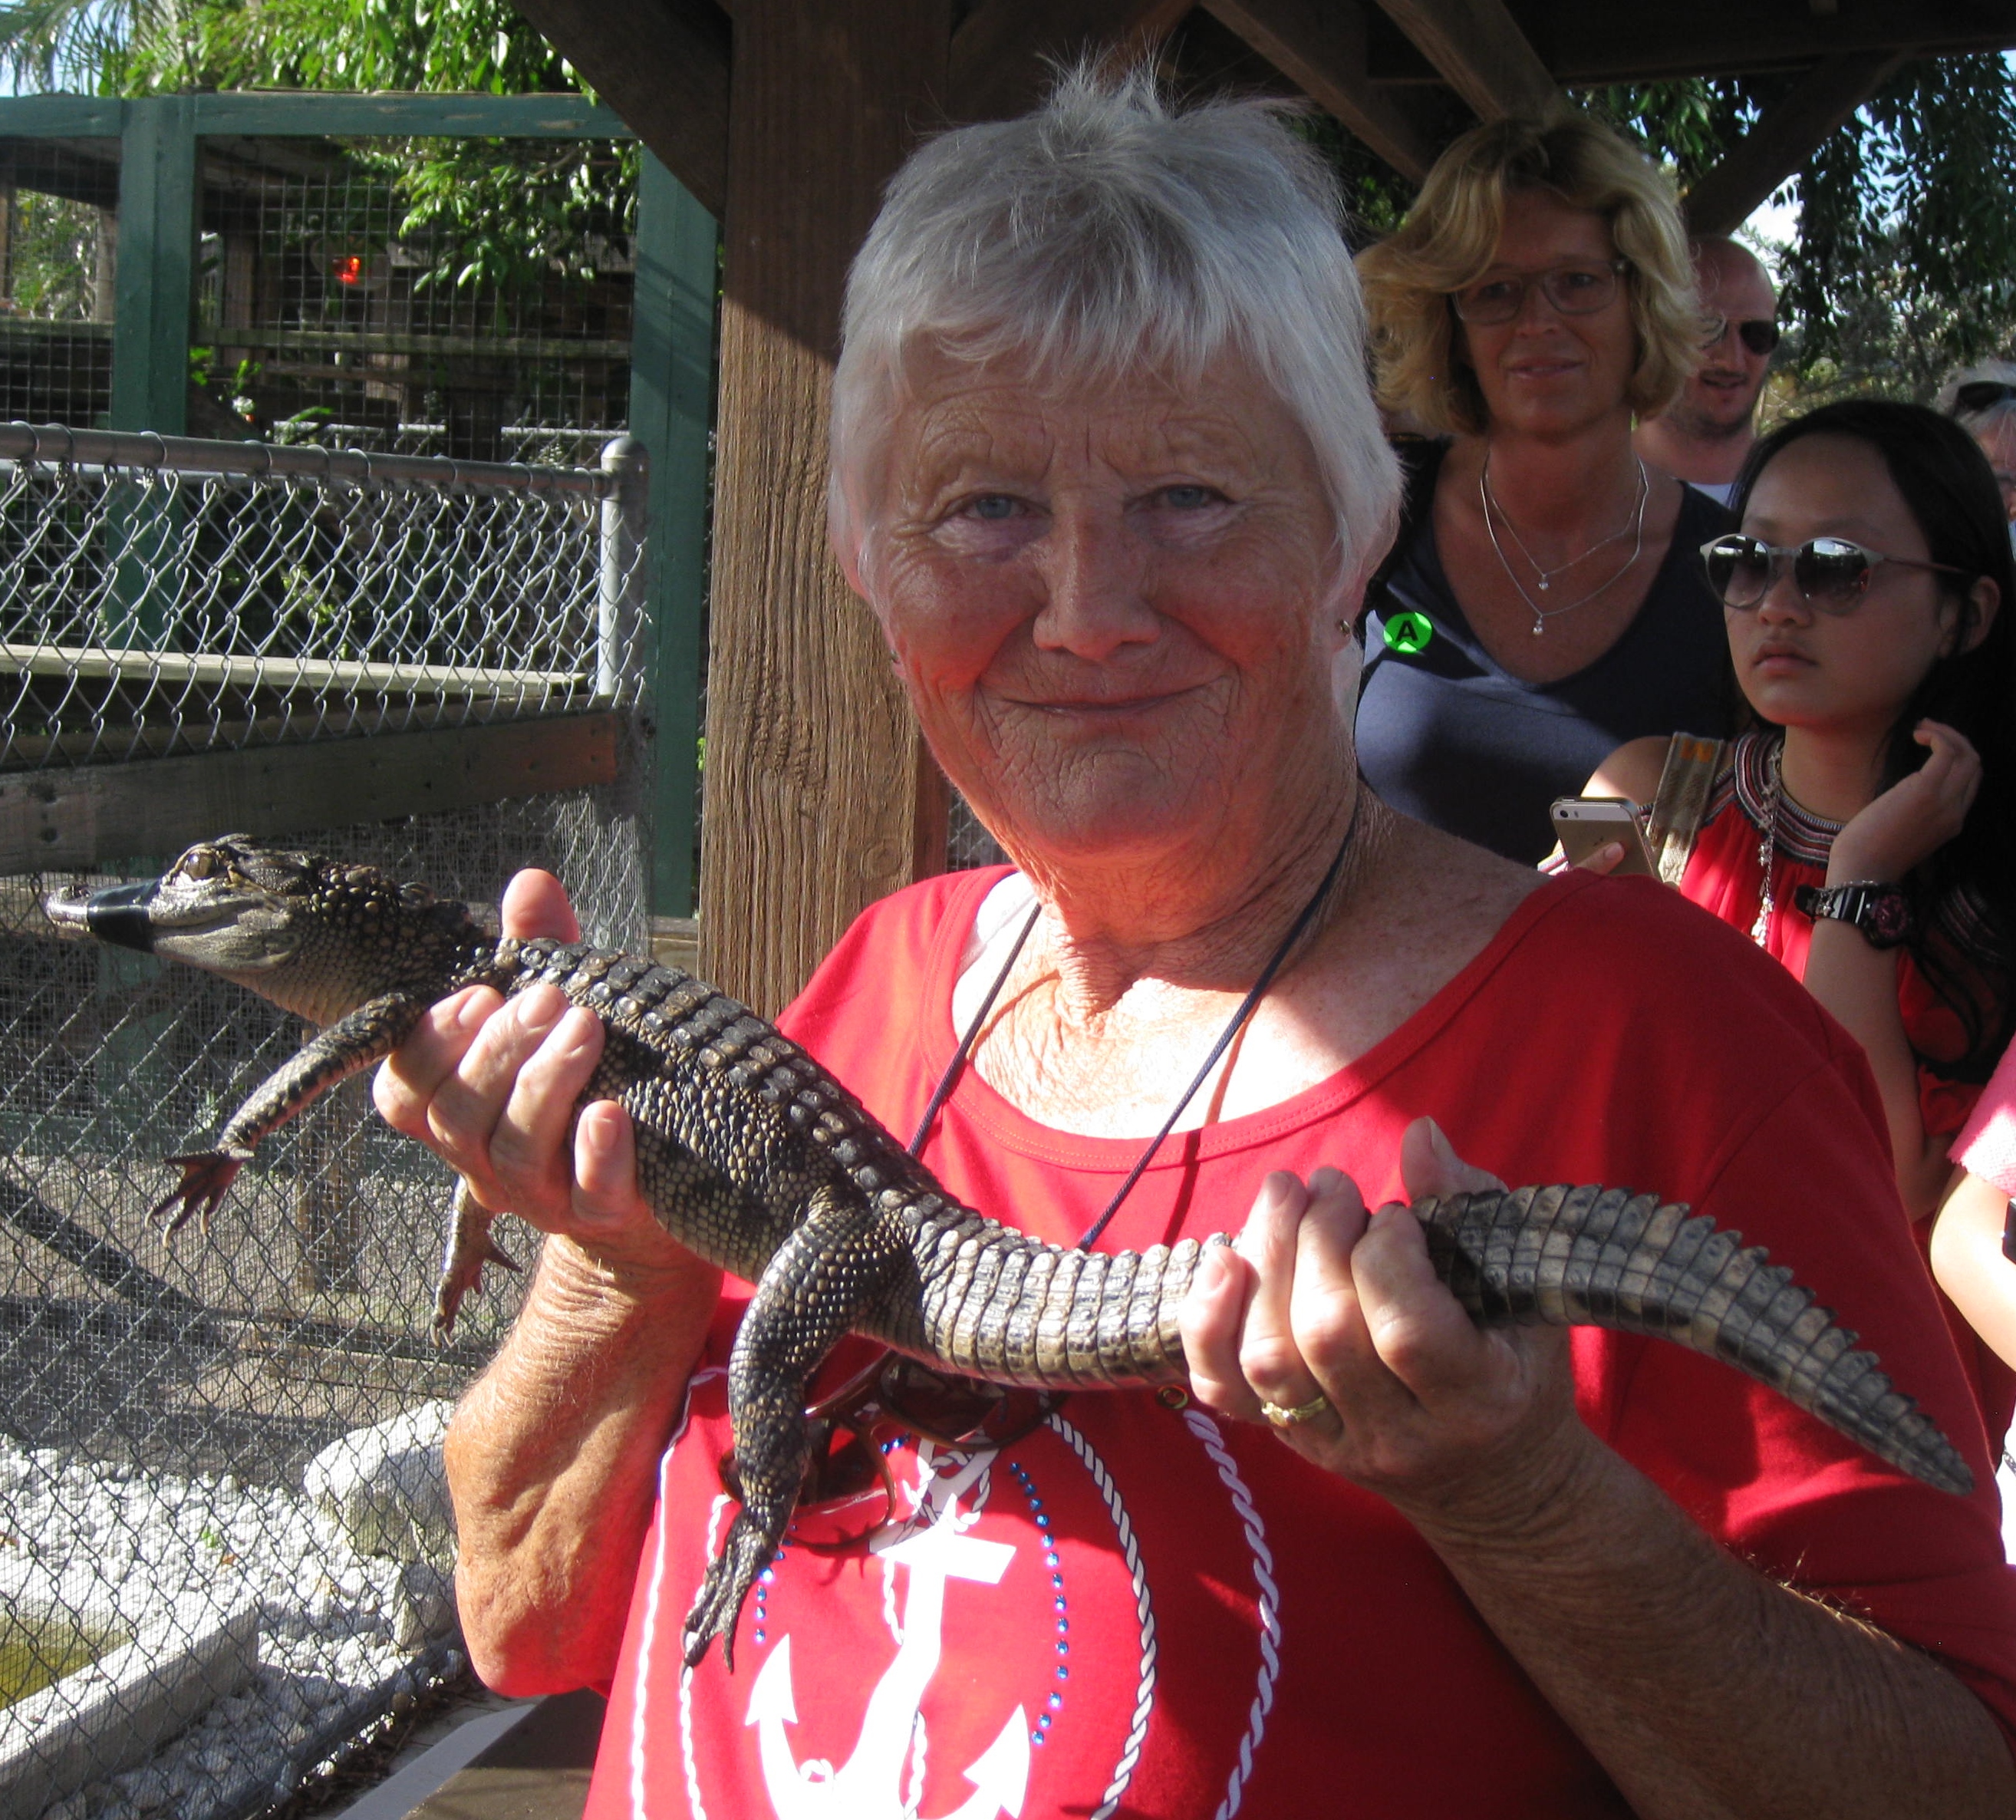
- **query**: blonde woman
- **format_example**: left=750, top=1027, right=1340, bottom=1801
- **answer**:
left=1356, top=111, right=1733, bottom=862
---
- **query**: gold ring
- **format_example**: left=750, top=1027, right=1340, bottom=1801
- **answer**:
left=1259, top=1393, right=1330, bottom=1429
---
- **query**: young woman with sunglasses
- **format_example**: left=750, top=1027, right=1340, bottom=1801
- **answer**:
left=1586, top=399, right=2016, bottom=1432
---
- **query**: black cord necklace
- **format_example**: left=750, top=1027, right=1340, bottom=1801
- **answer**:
left=910, top=796, right=1364, bottom=1252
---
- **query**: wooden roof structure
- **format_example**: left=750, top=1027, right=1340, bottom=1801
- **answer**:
left=510, top=0, right=2016, bottom=1011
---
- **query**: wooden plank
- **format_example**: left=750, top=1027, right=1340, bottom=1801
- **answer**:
left=1367, top=0, right=1556, bottom=120
left=0, top=97, right=124, bottom=137
left=189, top=91, right=631, bottom=140
left=0, top=712, right=621, bottom=871
left=698, top=0, right=951, bottom=1016
left=205, top=326, right=631, bottom=360
left=950, top=0, right=1191, bottom=122
left=1683, top=51, right=1905, bottom=236
left=506, top=0, right=730, bottom=218
left=1204, top=0, right=1440, bottom=181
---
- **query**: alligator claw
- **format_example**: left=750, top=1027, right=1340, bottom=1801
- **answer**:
left=681, top=1508, right=776, bottom=1672
left=152, top=1151, right=250, bottom=1238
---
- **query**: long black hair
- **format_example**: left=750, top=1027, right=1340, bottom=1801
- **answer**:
left=1730, top=398, right=2016, bottom=1078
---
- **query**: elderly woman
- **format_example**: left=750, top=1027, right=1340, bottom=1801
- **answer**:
left=1355, top=113, right=1734, bottom=862
left=385, top=76, right=2016, bottom=1818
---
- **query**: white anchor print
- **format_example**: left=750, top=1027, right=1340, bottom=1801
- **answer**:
left=743, top=1448, right=1033, bottom=1819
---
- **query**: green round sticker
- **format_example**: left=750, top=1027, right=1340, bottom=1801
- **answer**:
left=1384, top=609, right=1434, bottom=655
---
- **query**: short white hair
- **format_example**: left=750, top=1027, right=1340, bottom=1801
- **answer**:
left=830, top=66, right=1401, bottom=598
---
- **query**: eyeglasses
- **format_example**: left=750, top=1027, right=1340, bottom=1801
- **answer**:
left=1955, top=381, right=2016, bottom=415
left=1451, top=260, right=1628, bottom=325
left=1701, top=534, right=1969, bottom=612
left=721, top=1350, right=1068, bottom=1549
left=1703, top=315, right=1780, bottom=358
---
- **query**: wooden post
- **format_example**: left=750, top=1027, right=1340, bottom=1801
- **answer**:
left=698, top=0, right=953, bottom=1015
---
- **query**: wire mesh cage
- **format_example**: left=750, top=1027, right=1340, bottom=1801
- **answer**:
left=195, top=135, right=636, bottom=460
left=0, top=424, right=637, bottom=771
left=0, top=428, right=652, bottom=1820
left=0, top=143, right=120, bottom=429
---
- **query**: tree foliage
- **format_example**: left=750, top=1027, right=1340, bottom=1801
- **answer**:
left=0, top=0, right=615, bottom=297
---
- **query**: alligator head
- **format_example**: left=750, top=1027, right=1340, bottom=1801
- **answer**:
left=43, top=835, right=484, bottom=1027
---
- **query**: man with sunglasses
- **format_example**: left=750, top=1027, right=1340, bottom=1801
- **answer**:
left=1635, top=237, right=1779, bottom=506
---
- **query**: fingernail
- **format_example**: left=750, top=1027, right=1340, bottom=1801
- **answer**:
left=1428, top=1119, right=1458, bottom=1165
left=1309, top=1165, right=1343, bottom=1194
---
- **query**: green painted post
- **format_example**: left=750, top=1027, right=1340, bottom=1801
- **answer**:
left=110, top=95, right=197, bottom=434
left=107, top=97, right=198, bottom=648
left=629, top=152, right=718, bottom=918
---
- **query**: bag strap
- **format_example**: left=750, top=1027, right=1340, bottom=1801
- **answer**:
left=1644, top=734, right=1727, bottom=887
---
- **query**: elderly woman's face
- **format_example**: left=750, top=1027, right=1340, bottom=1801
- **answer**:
left=1458, top=189, right=1638, bottom=437
left=852, top=351, right=1349, bottom=868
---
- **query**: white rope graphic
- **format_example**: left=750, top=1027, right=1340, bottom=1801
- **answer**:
left=1046, top=1412, right=1158, bottom=1820
left=1181, top=1410, right=1280, bottom=1820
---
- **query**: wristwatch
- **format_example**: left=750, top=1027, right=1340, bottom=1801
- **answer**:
left=1792, top=881, right=1913, bottom=949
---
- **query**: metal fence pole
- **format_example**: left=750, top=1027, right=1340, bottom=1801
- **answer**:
left=599, top=435, right=650, bottom=701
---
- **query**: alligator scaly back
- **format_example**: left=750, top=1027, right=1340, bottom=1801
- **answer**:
left=43, top=838, right=1978, bottom=1674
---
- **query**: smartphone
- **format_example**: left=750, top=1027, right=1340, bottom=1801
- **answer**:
left=1550, top=796, right=1656, bottom=878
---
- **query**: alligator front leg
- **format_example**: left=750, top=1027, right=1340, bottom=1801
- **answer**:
left=683, top=1181, right=905, bottom=1671
left=155, top=991, right=431, bottom=1236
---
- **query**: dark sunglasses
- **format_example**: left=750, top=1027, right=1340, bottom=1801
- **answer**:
left=1701, top=533, right=1969, bottom=612
left=720, top=1350, right=1068, bottom=1550
left=1704, top=315, right=1780, bottom=357
left=1955, top=380, right=2016, bottom=415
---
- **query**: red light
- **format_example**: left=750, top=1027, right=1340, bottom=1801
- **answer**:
left=334, top=256, right=364, bottom=285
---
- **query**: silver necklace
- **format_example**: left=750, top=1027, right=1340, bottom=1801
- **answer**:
left=1753, top=736, right=1783, bottom=946
left=1482, top=454, right=1645, bottom=590
left=1479, top=457, right=1649, bottom=637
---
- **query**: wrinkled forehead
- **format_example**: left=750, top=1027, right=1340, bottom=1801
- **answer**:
left=870, top=338, right=1300, bottom=496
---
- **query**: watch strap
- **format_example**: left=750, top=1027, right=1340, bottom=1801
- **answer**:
left=1792, top=881, right=1913, bottom=948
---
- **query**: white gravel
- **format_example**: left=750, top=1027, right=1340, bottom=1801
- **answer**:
left=0, top=1435, right=460, bottom=1820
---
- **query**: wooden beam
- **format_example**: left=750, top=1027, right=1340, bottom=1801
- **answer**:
left=1684, top=51, right=1906, bottom=236
left=950, top=0, right=1191, bottom=122
left=0, top=714, right=620, bottom=870
left=1204, top=0, right=1439, bottom=182
left=506, top=0, right=730, bottom=217
left=698, top=0, right=953, bottom=1016
left=1524, top=2, right=2011, bottom=85
left=1367, top=0, right=1555, bottom=120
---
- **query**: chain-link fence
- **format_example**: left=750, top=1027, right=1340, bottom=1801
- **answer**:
left=0, top=424, right=653, bottom=1820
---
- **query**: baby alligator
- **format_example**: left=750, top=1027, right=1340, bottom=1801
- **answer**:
left=44, top=837, right=1975, bottom=1669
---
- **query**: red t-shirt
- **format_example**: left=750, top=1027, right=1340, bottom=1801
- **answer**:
left=583, top=868, right=2016, bottom=1820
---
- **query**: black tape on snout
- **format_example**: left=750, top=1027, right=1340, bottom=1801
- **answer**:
left=84, top=879, right=160, bottom=952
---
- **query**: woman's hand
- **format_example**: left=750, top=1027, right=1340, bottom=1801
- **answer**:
left=372, top=869, right=690, bottom=1288
left=1178, top=1116, right=1597, bottom=1537
left=1827, top=720, right=1981, bottom=885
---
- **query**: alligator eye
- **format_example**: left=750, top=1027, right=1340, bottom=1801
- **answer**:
left=399, top=882, right=435, bottom=908
left=183, top=849, right=217, bottom=880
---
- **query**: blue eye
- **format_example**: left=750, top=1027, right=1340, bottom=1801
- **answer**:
left=968, top=496, right=1018, bottom=521
left=1159, top=486, right=1217, bottom=509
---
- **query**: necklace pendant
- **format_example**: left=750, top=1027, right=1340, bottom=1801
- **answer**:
left=1537, top=577, right=1550, bottom=591
left=1530, top=618, right=1545, bottom=637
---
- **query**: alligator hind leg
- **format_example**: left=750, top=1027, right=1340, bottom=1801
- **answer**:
left=682, top=1180, right=904, bottom=1671
left=432, top=1179, right=522, bottom=1336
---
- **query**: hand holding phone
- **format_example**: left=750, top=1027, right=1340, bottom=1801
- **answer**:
left=1550, top=796, right=1656, bottom=878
